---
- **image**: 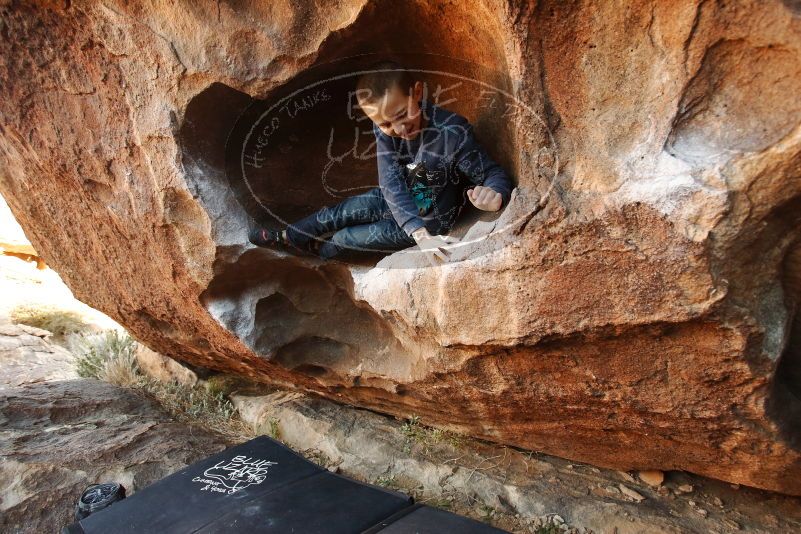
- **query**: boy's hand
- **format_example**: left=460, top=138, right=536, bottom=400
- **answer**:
left=467, top=185, right=503, bottom=212
left=412, top=227, right=459, bottom=267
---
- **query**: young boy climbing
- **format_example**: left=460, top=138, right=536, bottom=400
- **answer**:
left=248, top=60, right=514, bottom=266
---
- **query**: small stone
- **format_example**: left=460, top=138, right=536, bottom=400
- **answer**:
left=729, top=483, right=740, bottom=490
left=694, top=507, right=708, bottom=518
left=677, top=484, right=694, bottom=494
left=656, top=486, right=671, bottom=497
left=619, top=484, right=646, bottom=502
left=327, top=465, right=339, bottom=473
left=711, top=496, right=723, bottom=507
left=688, top=500, right=696, bottom=506
left=618, top=470, right=637, bottom=483
left=638, top=470, right=664, bottom=487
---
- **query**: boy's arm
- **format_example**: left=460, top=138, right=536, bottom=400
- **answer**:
left=374, top=127, right=427, bottom=236
left=452, top=123, right=513, bottom=208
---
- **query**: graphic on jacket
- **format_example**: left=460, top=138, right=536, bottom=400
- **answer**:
left=405, top=161, right=440, bottom=216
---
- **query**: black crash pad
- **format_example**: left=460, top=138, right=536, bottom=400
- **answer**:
left=364, top=503, right=508, bottom=533
left=63, top=435, right=413, bottom=533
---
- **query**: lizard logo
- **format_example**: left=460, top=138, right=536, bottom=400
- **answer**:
left=201, top=455, right=278, bottom=492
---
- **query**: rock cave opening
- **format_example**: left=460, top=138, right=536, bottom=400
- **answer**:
left=178, top=0, right=533, bottom=377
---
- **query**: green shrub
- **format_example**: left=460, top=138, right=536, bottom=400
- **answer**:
left=67, top=329, right=249, bottom=440
left=68, top=329, right=140, bottom=385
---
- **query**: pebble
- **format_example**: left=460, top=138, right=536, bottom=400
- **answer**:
left=676, top=484, right=694, bottom=494
left=638, top=470, right=664, bottom=487
left=695, top=507, right=708, bottom=518
left=619, top=484, right=646, bottom=502
left=617, top=471, right=637, bottom=483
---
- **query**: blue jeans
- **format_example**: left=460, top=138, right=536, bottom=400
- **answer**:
left=284, top=187, right=418, bottom=260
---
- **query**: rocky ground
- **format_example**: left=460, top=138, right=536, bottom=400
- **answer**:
left=0, top=321, right=233, bottom=533
left=2, top=253, right=801, bottom=533
left=0, top=252, right=234, bottom=532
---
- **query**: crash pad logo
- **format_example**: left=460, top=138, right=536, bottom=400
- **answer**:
left=192, top=455, right=278, bottom=495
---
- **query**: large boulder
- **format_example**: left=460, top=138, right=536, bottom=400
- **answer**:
left=1, top=0, right=800, bottom=494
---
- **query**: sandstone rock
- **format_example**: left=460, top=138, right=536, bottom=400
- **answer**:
left=0, top=0, right=800, bottom=495
left=0, top=322, right=77, bottom=389
left=619, top=485, right=646, bottom=503
left=134, top=344, right=198, bottom=387
left=638, top=470, right=665, bottom=487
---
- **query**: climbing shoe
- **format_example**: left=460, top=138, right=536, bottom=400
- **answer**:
left=248, top=226, right=318, bottom=257
left=248, top=226, right=285, bottom=248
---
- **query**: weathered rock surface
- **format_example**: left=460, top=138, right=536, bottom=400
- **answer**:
left=0, top=322, right=230, bottom=534
left=1, top=0, right=800, bottom=494
left=135, top=343, right=198, bottom=387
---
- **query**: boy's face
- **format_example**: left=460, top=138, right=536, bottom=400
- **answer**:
left=358, top=81, right=425, bottom=140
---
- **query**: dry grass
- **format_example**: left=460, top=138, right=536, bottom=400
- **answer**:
left=400, top=414, right=463, bottom=454
left=10, top=304, right=92, bottom=338
left=68, top=329, right=139, bottom=385
left=140, top=379, right=254, bottom=441
left=68, top=329, right=254, bottom=441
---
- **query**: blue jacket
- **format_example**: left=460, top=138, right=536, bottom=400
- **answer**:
left=373, top=99, right=514, bottom=237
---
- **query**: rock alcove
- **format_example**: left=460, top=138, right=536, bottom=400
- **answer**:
left=177, top=0, right=544, bottom=383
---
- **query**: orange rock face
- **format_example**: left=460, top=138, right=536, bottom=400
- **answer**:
left=1, top=0, right=800, bottom=494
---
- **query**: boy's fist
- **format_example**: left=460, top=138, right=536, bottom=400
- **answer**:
left=467, top=185, right=502, bottom=212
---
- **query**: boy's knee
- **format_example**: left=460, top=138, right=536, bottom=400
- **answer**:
left=330, top=227, right=358, bottom=250
left=316, top=229, right=354, bottom=260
